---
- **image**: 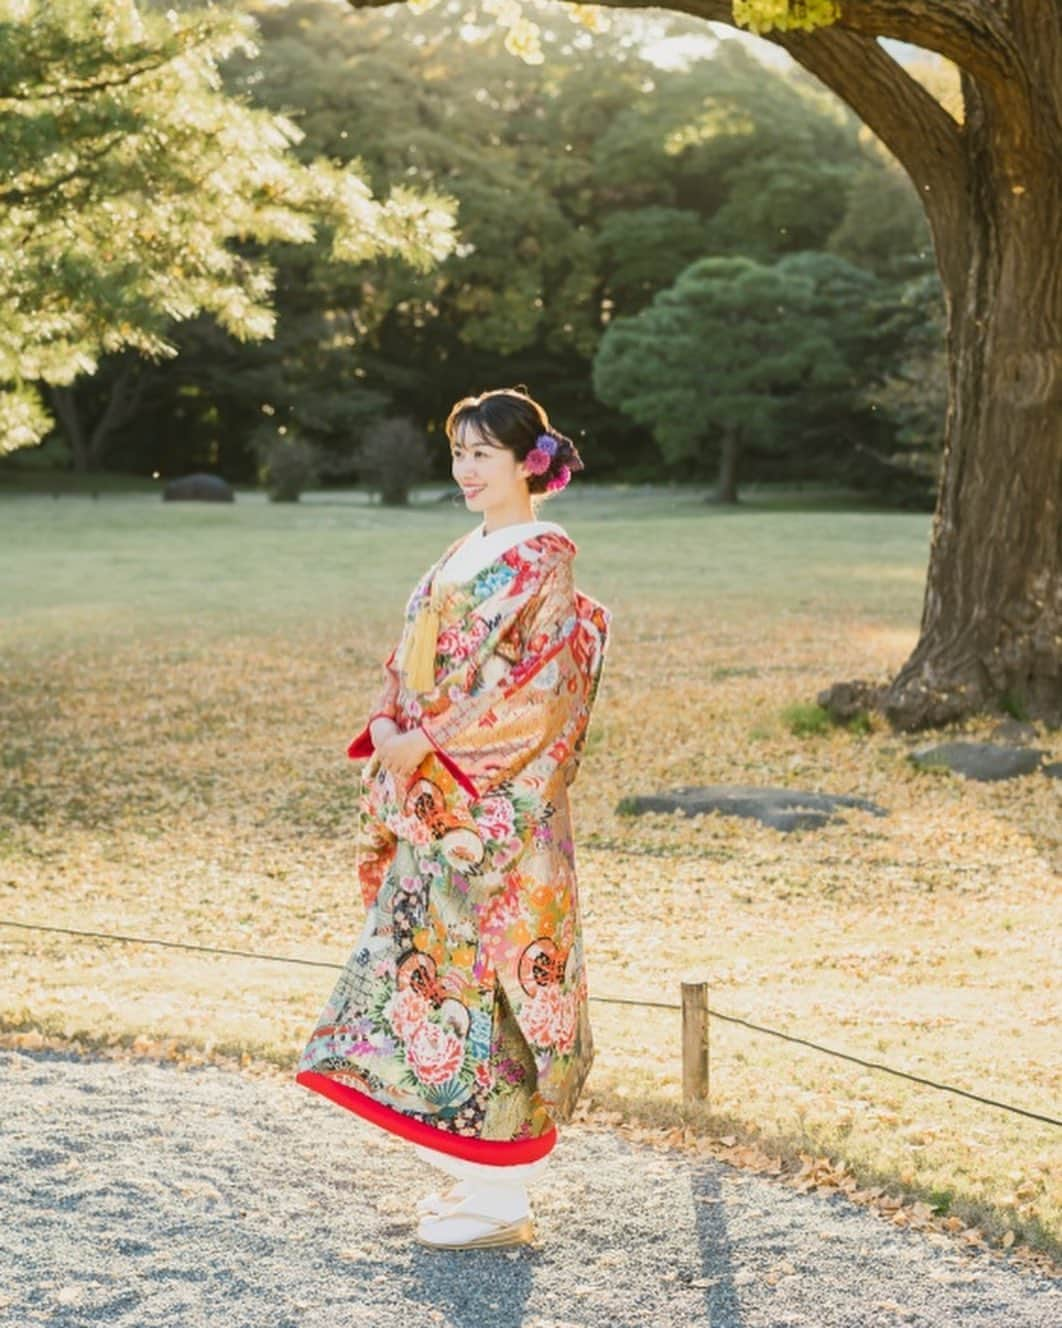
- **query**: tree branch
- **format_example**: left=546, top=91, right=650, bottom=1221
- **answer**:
left=1, top=27, right=227, bottom=104
left=344, top=0, right=1016, bottom=86
left=2, top=53, right=176, bottom=103
left=836, top=1, right=1017, bottom=90
left=768, top=23, right=967, bottom=205
left=770, top=23, right=970, bottom=289
left=89, top=357, right=149, bottom=465
left=0, top=131, right=127, bottom=206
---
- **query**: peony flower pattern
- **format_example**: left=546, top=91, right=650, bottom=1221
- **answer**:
left=523, top=983, right=578, bottom=1056
left=436, top=613, right=490, bottom=664
left=385, top=986, right=430, bottom=1042
left=405, top=1021, right=465, bottom=1085
left=474, top=794, right=517, bottom=843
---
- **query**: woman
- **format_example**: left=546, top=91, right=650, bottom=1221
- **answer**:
left=295, top=386, right=612, bottom=1251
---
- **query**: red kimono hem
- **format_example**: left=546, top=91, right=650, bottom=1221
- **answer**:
left=295, top=1070, right=557, bottom=1163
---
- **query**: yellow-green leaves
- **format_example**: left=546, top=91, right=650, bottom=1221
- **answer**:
left=732, top=0, right=841, bottom=35
left=0, top=1, right=457, bottom=451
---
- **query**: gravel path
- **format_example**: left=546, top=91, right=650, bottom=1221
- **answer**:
left=1, top=1047, right=1056, bottom=1328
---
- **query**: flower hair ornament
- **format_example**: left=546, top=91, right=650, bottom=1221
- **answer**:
left=524, top=432, right=571, bottom=492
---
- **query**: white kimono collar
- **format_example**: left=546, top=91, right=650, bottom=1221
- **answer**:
left=437, top=519, right=569, bottom=584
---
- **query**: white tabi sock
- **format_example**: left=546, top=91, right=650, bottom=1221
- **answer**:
left=413, top=1145, right=551, bottom=1222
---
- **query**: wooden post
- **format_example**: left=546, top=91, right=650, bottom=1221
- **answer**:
left=681, top=980, right=709, bottom=1104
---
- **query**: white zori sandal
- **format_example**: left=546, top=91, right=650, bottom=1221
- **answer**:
left=414, top=1179, right=471, bottom=1217
left=412, top=1144, right=547, bottom=1248
left=414, top=1193, right=536, bottom=1250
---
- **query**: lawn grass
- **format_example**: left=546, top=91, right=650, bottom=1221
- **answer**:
left=1, top=481, right=1057, bottom=1255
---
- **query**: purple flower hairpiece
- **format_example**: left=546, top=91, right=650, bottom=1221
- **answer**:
left=524, top=432, right=560, bottom=476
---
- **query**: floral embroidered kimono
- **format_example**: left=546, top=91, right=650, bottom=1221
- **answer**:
left=295, top=523, right=612, bottom=1164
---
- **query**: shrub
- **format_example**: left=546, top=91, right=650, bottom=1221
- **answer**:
left=355, top=416, right=431, bottom=506
left=250, top=426, right=322, bottom=502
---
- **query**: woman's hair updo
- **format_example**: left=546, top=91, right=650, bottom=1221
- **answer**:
left=444, top=385, right=585, bottom=499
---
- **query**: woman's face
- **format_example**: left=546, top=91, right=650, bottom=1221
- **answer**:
left=450, top=423, right=529, bottom=510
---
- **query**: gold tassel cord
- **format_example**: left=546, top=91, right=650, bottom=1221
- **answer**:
left=401, top=581, right=442, bottom=692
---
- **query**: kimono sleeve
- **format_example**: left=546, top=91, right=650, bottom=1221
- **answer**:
left=416, top=559, right=581, bottom=800
left=347, top=643, right=402, bottom=760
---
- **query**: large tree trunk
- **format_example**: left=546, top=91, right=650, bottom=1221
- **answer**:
left=766, top=2, right=1062, bottom=730
left=885, top=78, right=1061, bottom=728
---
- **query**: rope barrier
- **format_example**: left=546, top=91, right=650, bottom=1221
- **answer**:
left=2, top=918, right=1058, bottom=1128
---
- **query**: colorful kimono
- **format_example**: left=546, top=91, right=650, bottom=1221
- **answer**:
left=295, top=524, right=612, bottom=1164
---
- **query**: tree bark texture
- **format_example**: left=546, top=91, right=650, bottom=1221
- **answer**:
left=892, top=55, right=1061, bottom=729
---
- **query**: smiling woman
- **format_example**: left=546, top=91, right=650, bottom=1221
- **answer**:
left=447, top=386, right=585, bottom=533
left=294, top=385, right=612, bottom=1251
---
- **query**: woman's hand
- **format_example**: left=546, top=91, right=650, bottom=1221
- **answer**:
left=376, top=725, right=434, bottom=789
left=369, top=715, right=399, bottom=748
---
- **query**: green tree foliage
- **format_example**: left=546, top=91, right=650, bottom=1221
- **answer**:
left=594, top=207, right=712, bottom=311
left=827, top=156, right=933, bottom=282
left=766, top=250, right=938, bottom=502
left=593, top=253, right=846, bottom=500
left=0, top=0, right=457, bottom=454
left=192, top=7, right=924, bottom=487
left=12, top=4, right=935, bottom=501
left=861, top=270, right=948, bottom=490
left=641, top=46, right=864, bottom=263
left=109, top=0, right=673, bottom=477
